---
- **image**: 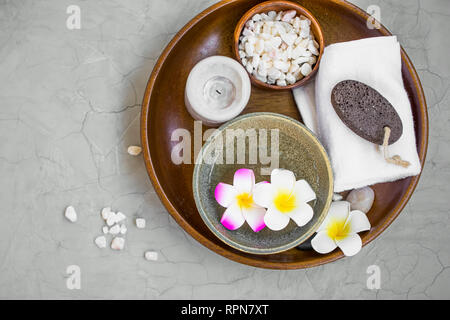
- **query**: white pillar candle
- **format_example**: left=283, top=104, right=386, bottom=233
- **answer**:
left=185, top=56, right=251, bottom=126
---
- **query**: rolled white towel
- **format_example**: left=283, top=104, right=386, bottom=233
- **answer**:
left=293, top=36, right=421, bottom=192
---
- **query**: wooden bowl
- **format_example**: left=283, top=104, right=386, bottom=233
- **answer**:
left=233, top=0, right=324, bottom=90
left=140, top=0, right=428, bottom=269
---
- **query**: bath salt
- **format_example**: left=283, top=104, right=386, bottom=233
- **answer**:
left=127, top=145, right=142, bottom=156
left=239, top=10, right=319, bottom=86
left=111, top=237, right=125, bottom=250
left=115, top=212, right=126, bottom=223
left=135, top=218, right=146, bottom=229
left=106, top=214, right=116, bottom=226
left=94, top=236, right=107, bottom=248
left=101, top=207, right=111, bottom=220
left=64, top=206, right=77, bottom=223
left=109, top=224, right=121, bottom=235
left=144, top=251, right=158, bottom=261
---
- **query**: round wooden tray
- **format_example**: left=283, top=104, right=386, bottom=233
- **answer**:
left=141, top=0, right=428, bottom=269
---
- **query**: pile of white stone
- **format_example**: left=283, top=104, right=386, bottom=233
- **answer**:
left=95, top=207, right=128, bottom=250
left=64, top=202, right=157, bottom=261
left=238, top=10, right=319, bottom=86
left=63, top=145, right=157, bottom=261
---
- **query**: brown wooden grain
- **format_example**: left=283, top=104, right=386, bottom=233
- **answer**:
left=140, top=0, right=429, bottom=269
left=233, top=0, right=325, bottom=90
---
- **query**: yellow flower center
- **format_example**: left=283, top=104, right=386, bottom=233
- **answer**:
left=236, top=193, right=253, bottom=209
left=273, top=190, right=296, bottom=213
left=327, top=219, right=351, bottom=241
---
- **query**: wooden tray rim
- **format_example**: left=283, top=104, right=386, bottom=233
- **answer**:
left=140, top=0, right=429, bottom=269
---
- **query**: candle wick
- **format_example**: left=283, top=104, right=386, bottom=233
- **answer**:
left=216, top=90, right=221, bottom=95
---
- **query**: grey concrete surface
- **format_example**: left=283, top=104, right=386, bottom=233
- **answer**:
left=0, top=0, right=449, bottom=299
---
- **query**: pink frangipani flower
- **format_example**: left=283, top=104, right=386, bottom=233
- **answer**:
left=214, top=168, right=267, bottom=232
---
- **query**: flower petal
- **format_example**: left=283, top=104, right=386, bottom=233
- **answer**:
left=253, top=182, right=275, bottom=208
left=242, top=206, right=266, bottom=232
left=346, top=210, right=371, bottom=234
left=311, top=231, right=337, bottom=254
left=336, top=233, right=362, bottom=256
left=287, top=202, right=314, bottom=227
left=292, top=179, right=316, bottom=204
left=220, top=202, right=245, bottom=230
left=233, top=168, right=255, bottom=193
left=215, top=183, right=236, bottom=207
left=264, top=207, right=290, bottom=231
left=271, top=168, right=296, bottom=192
left=317, top=201, right=350, bottom=232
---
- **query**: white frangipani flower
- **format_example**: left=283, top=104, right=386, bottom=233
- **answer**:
left=252, top=169, right=316, bottom=231
left=311, top=201, right=371, bottom=257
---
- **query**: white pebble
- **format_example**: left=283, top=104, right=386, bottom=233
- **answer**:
left=257, top=64, right=268, bottom=77
left=332, top=193, right=343, bottom=201
left=267, top=10, right=277, bottom=20
left=300, top=63, right=312, bottom=76
left=294, top=56, right=310, bottom=65
left=292, top=45, right=307, bottom=59
left=115, top=211, right=126, bottom=223
left=106, top=214, right=116, bottom=226
left=245, top=63, right=253, bottom=74
left=273, top=60, right=290, bottom=73
left=252, top=13, right=262, bottom=22
left=293, top=17, right=301, bottom=31
left=144, top=251, right=158, bottom=261
left=94, top=235, right=107, bottom=248
left=255, top=39, right=264, bottom=54
left=293, top=69, right=304, bottom=81
left=245, top=19, right=254, bottom=29
left=135, top=218, right=146, bottom=229
left=289, top=63, right=299, bottom=73
left=285, top=73, right=296, bottom=85
left=244, top=42, right=254, bottom=56
left=242, top=28, right=254, bottom=37
left=307, top=40, right=319, bottom=55
left=299, top=20, right=310, bottom=38
left=282, top=10, right=296, bottom=22
left=267, top=77, right=276, bottom=85
left=267, top=67, right=281, bottom=80
left=260, top=13, right=269, bottom=21
left=120, top=224, right=127, bottom=235
left=127, top=145, right=142, bottom=156
left=297, top=37, right=309, bottom=48
left=251, top=55, right=260, bottom=69
left=64, top=206, right=77, bottom=223
left=280, top=32, right=296, bottom=46
left=101, top=207, right=111, bottom=220
left=102, top=226, right=109, bottom=234
left=109, top=224, right=121, bottom=235
left=275, top=11, right=283, bottom=21
left=111, top=237, right=125, bottom=250
left=276, top=79, right=287, bottom=86
left=253, top=73, right=267, bottom=83
left=346, top=187, right=375, bottom=213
